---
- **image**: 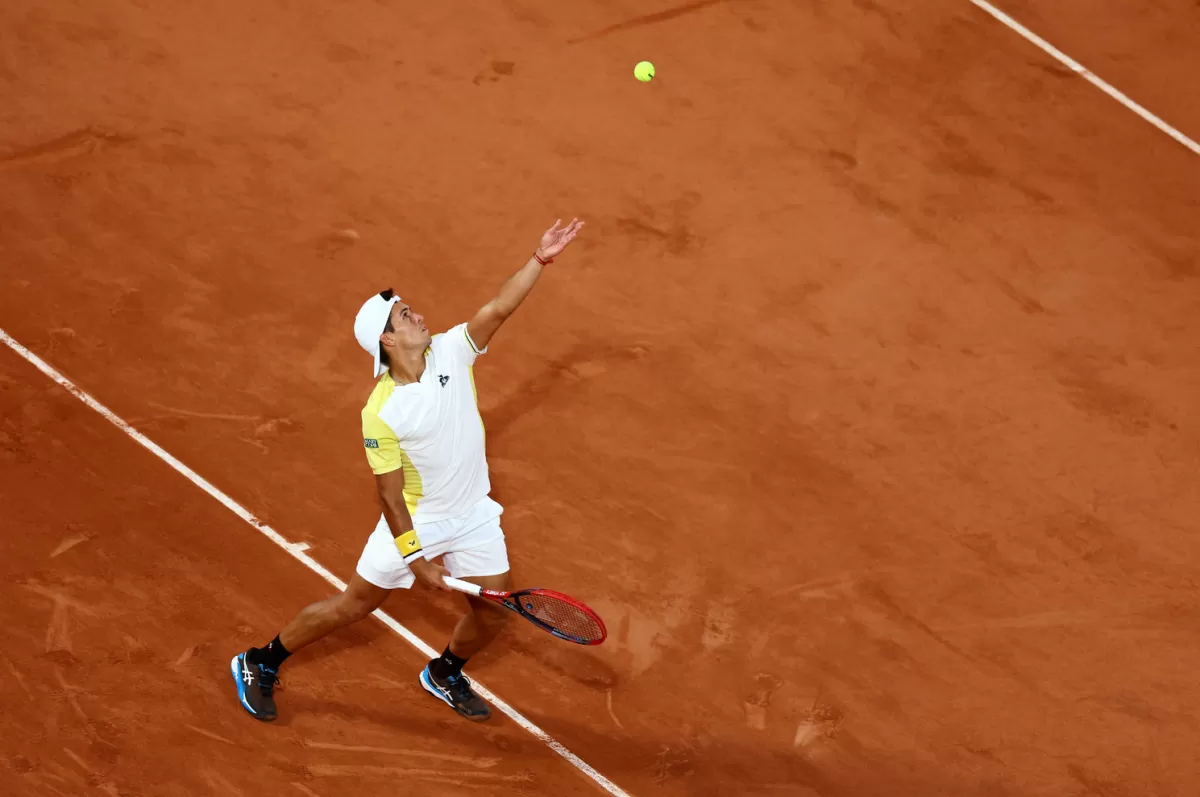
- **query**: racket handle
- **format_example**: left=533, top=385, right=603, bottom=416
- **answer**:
left=442, top=576, right=483, bottom=596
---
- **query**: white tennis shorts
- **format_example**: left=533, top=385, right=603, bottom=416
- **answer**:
left=355, top=495, right=509, bottom=590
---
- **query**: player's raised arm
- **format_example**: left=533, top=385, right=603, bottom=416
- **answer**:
left=467, top=218, right=584, bottom=351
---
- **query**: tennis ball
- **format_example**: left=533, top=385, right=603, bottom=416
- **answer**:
left=634, top=61, right=655, bottom=82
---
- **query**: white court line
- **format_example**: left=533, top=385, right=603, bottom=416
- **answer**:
left=971, top=0, right=1200, bottom=156
left=0, top=327, right=631, bottom=797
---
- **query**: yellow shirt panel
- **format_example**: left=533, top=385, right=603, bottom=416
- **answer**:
left=362, top=374, right=401, bottom=475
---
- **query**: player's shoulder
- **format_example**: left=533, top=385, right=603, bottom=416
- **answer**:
left=431, top=322, right=469, bottom=344
left=361, top=373, right=399, bottom=419
left=432, top=322, right=485, bottom=359
left=429, top=323, right=466, bottom=355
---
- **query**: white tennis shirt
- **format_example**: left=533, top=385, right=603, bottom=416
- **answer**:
left=360, top=323, right=490, bottom=522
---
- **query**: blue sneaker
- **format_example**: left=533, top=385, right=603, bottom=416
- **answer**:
left=230, top=651, right=279, bottom=722
left=419, top=663, right=490, bottom=722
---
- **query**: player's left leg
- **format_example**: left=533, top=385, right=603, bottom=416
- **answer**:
left=447, top=571, right=512, bottom=660
left=420, top=571, right=510, bottom=722
left=419, top=499, right=511, bottom=722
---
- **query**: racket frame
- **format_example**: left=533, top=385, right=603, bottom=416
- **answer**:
left=442, top=576, right=607, bottom=645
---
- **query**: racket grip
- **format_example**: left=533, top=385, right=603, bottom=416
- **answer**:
left=442, top=576, right=483, bottom=596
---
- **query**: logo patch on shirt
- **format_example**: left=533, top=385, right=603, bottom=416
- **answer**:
left=439, top=374, right=450, bottom=387
left=364, top=438, right=380, bottom=449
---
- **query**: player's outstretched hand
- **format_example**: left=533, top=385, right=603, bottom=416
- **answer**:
left=536, top=218, right=584, bottom=261
left=410, top=558, right=452, bottom=591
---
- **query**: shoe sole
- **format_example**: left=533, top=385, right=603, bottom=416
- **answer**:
left=419, top=666, right=491, bottom=723
left=230, top=654, right=276, bottom=723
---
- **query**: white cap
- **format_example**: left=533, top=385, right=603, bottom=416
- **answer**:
left=354, top=291, right=401, bottom=377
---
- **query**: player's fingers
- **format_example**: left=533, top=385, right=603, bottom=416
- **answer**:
left=422, top=567, right=449, bottom=591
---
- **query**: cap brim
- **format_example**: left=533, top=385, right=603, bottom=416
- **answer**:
left=362, top=294, right=400, bottom=378
left=372, top=343, right=385, bottom=377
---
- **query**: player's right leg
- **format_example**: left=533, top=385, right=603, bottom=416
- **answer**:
left=231, top=574, right=389, bottom=722
left=231, top=514, right=415, bottom=722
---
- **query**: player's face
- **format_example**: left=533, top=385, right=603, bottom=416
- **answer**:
left=389, top=301, right=431, bottom=348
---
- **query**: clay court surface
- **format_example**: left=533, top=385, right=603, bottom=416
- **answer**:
left=2, top=1, right=1198, bottom=795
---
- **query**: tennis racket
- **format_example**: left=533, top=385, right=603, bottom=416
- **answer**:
left=442, top=576, right=607, bottom=646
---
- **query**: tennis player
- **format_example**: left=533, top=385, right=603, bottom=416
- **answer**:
left=230, top=218, right=584, bottom=723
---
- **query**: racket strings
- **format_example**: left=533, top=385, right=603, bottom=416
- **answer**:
left=518, top=592, right=605, bottom=643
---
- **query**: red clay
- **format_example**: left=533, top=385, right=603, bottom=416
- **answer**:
left=2, top=1, right=1198, bottom=796
left=999, top=0, right=1200, bottom=139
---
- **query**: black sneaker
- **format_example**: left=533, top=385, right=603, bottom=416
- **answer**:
left=230, top=651, right=279, bottom=722
left=419, top=663, right=491, bottom=722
